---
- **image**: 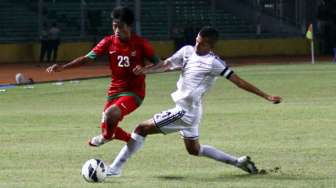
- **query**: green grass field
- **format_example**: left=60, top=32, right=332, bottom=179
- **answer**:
left=1, top=63, right=336, bottom=188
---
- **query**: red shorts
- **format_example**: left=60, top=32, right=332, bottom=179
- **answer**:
left=103, top=96, right=140, bottom=120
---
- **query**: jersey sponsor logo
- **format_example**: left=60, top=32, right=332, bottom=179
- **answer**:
left=109, top=51, right=116, bottom=55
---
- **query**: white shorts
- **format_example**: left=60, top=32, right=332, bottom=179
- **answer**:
left=153, top=106, right=200, bottom=140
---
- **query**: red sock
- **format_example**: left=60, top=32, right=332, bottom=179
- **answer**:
left=101, top=121, right=116, bottom=140
left=114, top=127, right=131, bottom=143
left=101, top=122, right=131, bottom=143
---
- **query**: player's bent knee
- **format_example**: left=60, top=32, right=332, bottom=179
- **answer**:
left=105, top=106, right=122, bottom=122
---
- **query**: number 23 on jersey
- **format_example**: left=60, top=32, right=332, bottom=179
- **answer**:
left=117, top=55, right=130, bottom=67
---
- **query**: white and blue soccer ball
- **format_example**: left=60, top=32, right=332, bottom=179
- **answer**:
left=81, top=159, right=107, bottom=183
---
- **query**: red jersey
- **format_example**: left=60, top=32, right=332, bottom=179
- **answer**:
left=88, top=34, right=159, bottom=101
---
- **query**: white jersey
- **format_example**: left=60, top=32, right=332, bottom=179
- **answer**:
left=167, top=45, right=234, bottom=124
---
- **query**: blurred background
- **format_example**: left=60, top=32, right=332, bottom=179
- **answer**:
left=0, top=0, right=324, bottom=41
left=0, top=0, right=335, bottom=67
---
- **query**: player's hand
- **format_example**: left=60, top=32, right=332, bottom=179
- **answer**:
left=267, top=96, right=282, bottom=104
left=133, top=65, right=146, bottom=75
left=46, top=64, right=64, bottom=73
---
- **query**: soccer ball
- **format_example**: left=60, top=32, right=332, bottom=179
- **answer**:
left=81, top=159, right=107, bottom=183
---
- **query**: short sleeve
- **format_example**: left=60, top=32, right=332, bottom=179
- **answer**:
left=211, top=57, right=234, bottom=79
left=89, top=36, right=111, bottom=58
left=167, top=45, right=192, bottom=68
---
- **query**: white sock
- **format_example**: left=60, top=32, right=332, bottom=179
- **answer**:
left=109, top=132, right=145, bottom=172
left=198, top=145, right=238, bottom=166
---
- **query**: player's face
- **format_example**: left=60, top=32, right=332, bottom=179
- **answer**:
left=112, top=20, right=131, bottom=42
left=195, top=34, right=211, bottom=55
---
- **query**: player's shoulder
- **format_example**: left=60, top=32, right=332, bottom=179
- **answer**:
left=94, top=35, right=113, bottom=49
left=103, top=35, right=114, bottom=41
left=97, top=35, right=114, bottom=44
left=181, top=45, right=194, bottom=52
left=209, top=52, right=227, bottom=66
left=177, top=45, right=194, bottom=56
left=131, top=33, right=148, bottom=43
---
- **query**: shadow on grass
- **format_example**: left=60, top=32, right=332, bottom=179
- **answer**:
left=222, top=173, right=330, bottom=181
left=156, top=175, right=186, bottom=181
left=155, top=173, right=330, bottom=183
left=102, top=173, right=331, bottom=186
left=103, top=167, right=331, bottom=185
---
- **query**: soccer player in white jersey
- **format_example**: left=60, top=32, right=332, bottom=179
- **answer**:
left=106, top=26, right=282, bottom=176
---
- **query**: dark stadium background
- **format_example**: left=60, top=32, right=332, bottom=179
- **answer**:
left=0, top=0, right=335, bottom=84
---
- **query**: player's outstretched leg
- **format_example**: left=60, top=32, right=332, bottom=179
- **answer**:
left=185, top=140, right=259, bottom=174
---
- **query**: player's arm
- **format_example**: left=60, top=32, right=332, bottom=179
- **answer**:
left=46, top=55, right=93, bottom=72
left=134, top=45, right=188, bottom=74
left=47, top=37, right=109, bottom=73
left=228, top=73, right=282, bottom=104
left=134, top=59, right=180, bottom=75
left=133, top=39, right=184, bottom=75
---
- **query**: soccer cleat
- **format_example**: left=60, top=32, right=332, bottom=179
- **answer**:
left=236, top=156, right=259, bottom=174
left=88, top=134, right=111, bottom=147
left=106, top=167, right=121, bottom=177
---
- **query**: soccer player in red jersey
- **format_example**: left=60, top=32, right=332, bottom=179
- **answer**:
left=46, top=6, right=160, bottom=146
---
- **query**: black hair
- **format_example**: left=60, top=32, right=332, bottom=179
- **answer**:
left=199, top=26, right=219, bottom=46
left=111, top=6, right=134, bottom=26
